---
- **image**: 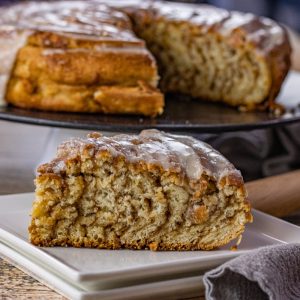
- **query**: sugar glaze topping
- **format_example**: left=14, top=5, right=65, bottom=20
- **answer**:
left=0, top=0, right=287, bottom=52
left=0, top=1, right=139, bottom=42
left=132, top=0, right=286, bottom=54
left=54, top=130, right=242, bottom=184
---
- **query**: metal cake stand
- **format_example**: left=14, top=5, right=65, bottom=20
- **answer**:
left=0, top=72, right=300, bottom=134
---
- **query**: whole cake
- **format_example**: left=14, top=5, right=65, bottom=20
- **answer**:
left=29, top=130, right=252, bottom=250
left=0, top=1, right=291, bottom=115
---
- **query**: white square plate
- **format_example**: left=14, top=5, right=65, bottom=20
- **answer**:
left=0, top=241, right=204, bottom=300
left=0, top=193, right=299, bottom=291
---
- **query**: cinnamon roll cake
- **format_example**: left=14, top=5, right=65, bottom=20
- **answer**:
left=0, top=1, right=291, bottom=115
left=29, top=130, right=252, bottom=250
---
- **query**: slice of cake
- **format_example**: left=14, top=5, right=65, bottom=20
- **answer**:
left=29, top=130, right=252, bottom=250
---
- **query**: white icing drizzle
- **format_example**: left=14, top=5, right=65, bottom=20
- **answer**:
left=0, top=27, right=30, bottom=105
left=0, top=1, right=140, bottom=42
left=132, top=1, right=286, bottom=54
left=139, top=130, right=203, bottom=179
left=0, top=0, right=285, bottom=53
left=51, top=160, right=66, bottom=175
left=220, top=11, right=284, bottom=52
left=151, top=2, right=229, bottom=27
left=55, top=130, right=241, bottom=183
left=41, top=46, right=150, bottom=56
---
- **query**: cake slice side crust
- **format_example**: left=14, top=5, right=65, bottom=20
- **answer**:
left=6, top=78, right=164, bottom=116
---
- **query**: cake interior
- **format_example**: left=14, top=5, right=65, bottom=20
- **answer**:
left=30, top=152, right=250, bottom=250
left=131, top=16, right=272, bottom=108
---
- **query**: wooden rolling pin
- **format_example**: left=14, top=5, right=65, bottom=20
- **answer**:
left=246, top=169, right=300, bottom=217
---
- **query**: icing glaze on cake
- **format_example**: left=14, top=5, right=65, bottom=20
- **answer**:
left=47, top=129, right=242, bottom=184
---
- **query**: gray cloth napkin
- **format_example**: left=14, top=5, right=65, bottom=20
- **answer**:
left=194, top=123, right=300, bottom=181
left=204, top=243, right=300, bottom=300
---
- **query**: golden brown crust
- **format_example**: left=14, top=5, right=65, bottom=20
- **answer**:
left=29, top=227, right=246, bottom=251
left=222, top=19, right=291, bottom=110
left=6, top=78, right=164, bottom=116
left=266, top=32, right=291, bottom=109
left=13, top=46, right=158, bottom=87
left=27, top=31, right=145, bottom=49
left=93, top=83, right=164, bottom=116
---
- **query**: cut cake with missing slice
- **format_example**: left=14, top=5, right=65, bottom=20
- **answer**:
left=29, top=130, right=252, bottom=250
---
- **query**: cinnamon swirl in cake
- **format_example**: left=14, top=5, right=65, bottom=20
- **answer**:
left=126, top=1, right=291, bottom=110
left=29, top=130, right=252, bottom=250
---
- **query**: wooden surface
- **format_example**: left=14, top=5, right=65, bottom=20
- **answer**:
left=246, top=170, right=300, bottom=218
left=0, top=256, right=66, bottom=300
left=0, top=120, right=299, bottom=299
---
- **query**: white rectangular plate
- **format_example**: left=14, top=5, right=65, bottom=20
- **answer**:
left=0, top=193, right=299, bottom=291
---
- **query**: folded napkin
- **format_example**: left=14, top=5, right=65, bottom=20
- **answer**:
left=204, top=243, right=300, bottom=300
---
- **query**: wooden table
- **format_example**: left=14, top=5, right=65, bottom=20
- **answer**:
left=0, top=120, right=299, bottom=299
